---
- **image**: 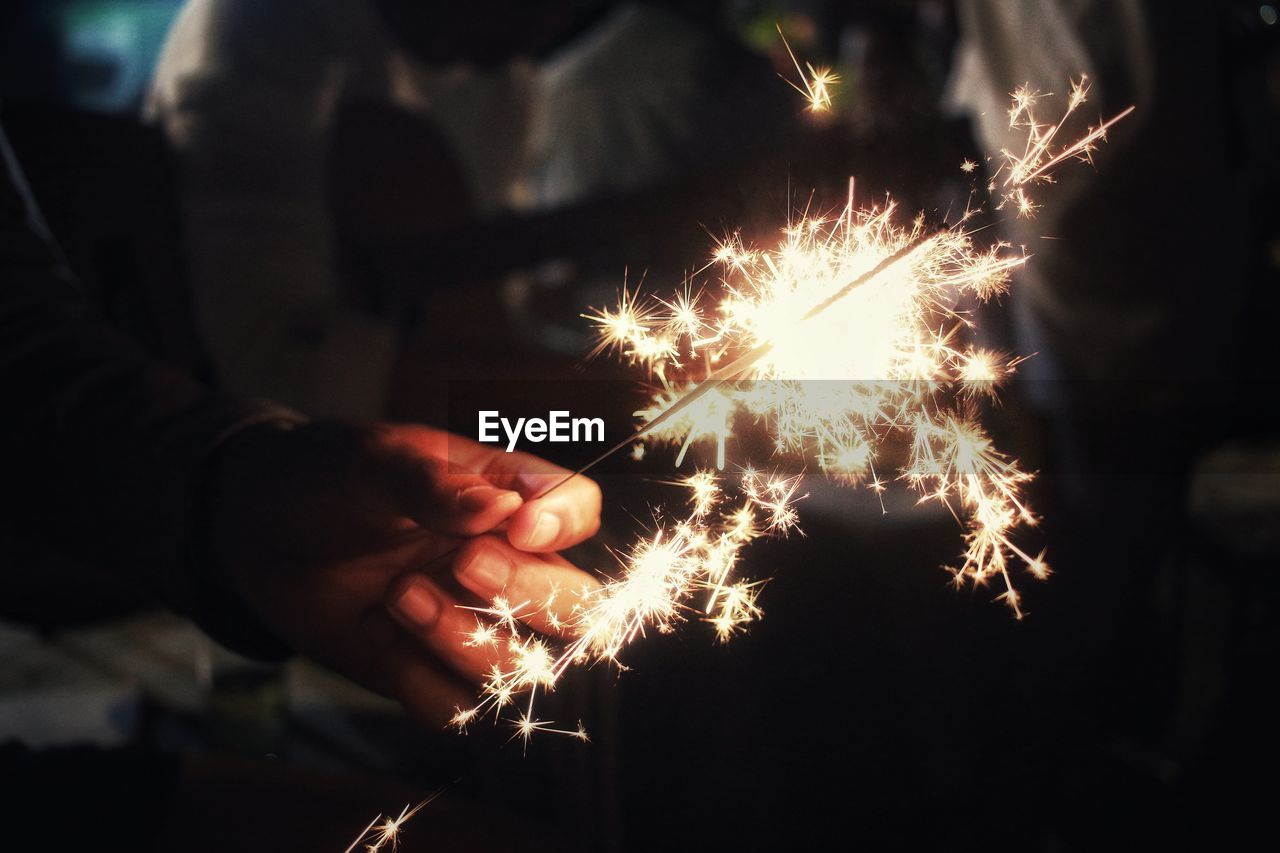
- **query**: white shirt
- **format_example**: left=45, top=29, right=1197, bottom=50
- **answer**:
left=147, top=0, right=533, bottom=417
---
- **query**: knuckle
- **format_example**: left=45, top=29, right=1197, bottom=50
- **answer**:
left=383, top=572, right=418, bottom=607
left=452, top=534, right=500, bottom=577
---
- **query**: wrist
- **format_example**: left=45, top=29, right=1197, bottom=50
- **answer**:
left=186, top=417, right=304, bottom=660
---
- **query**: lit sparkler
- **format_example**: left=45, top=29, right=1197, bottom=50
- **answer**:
left=591, top=195, right=1040, bottom=612
left=583, top=79, right=1129, bottom=621
left=449, top=79, right=1129, bottom=739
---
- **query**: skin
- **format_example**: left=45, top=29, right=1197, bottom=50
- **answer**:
left=201, top=421, right=602, bottom=724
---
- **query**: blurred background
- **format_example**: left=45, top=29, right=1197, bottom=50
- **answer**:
left=2, top=0, right=1278, bottom=849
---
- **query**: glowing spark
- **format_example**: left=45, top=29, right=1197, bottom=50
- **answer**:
left=993, top=75, right=1134, bottom=217
left=458, top=595, right=528, bottom=635
left=777, top=24, right=838, bottom=112
left=345, top=798, right=434, bottom=853
left=511, top=714, right=592, bottom=749
left=464, top=619, right=499, bottom=648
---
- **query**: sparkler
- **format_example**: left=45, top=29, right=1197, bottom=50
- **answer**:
left=446, top=75, right=1129, bottom=739
left=591, top=196, right=1040, bottom=608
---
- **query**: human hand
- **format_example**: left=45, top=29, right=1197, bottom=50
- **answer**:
left=198, top=421, right=602, bottom=723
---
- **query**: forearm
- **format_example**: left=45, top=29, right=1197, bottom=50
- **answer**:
left=0, top=124, right=301, bottom=620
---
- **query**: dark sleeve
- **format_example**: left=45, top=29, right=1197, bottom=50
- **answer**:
left=0, top=122, right=302, bottom=648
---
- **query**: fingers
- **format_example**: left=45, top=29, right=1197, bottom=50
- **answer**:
left=354, top=430, right=524, bottom=536
left=506, top=474, right=602, bottom=552
left=382, top=535, right=602, bottom=693
left=474, top=452, right=602, bottom=552
left=451, top=536, right=601, bottom=636
left=353, top=425, right=601, bottom=548
left=384, top=574, right=509, bottom=684
left=357, top=608, right=473, bottom=725
left=415, top=426, right=602, bottom=550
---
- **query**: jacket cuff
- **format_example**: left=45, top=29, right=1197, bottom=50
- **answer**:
left=174, top=401, right=307, bottom=659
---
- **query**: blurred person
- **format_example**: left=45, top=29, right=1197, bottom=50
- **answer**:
left=945, top=4, right=1277, bottom=846
left=947, top=0, right=1246, bottom=464
left=517, top=2, right=786, bottom=210
left=144, top=0, right=554, bottom=418
left=0, top=119, right=600, bottom=847
left=145, top=0, right=780, bottom=418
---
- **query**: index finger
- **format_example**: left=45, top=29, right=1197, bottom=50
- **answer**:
left=444, top=433, right=603, bottom=552
left=493, top=455, right=602, bottom=553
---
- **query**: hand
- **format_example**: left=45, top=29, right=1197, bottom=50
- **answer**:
left=199, top=421, right=603, bottom=723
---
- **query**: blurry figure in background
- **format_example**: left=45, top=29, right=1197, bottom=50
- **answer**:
left=145, top=0, right=556, bottom=417
left=947, top=1, right=1247, bottom=466
left=518, top=3, right=780, bottom=211
left=146, top=0, right=782, bottom=418
left=947, top=2, right=1278, bottom=842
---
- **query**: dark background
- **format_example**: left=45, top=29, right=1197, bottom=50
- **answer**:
left=2, top=1, right=1278, bottom=850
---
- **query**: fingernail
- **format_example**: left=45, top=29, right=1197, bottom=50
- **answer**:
left=460, top=547, right=512, bottom=595
left=390, top=579, right=440, bottom=630
left=525, top=511, right=562, bottom=549
left=458, top=485, right=521, bottom=513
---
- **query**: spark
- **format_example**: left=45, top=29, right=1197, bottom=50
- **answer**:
left=463, top=619, right=499, bottom=648
left=992, top=75, right=1134, bottom=217
left=345, top=798, right=435, bottom=853
left=777, top=24, right=838, bottom=113
left=511, top=714, right=591, bottom=749
left=458, top=595, right=528, bottom=635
